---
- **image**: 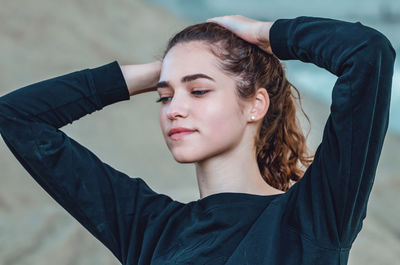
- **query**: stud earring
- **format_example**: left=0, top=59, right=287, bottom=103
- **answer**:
left=251, top=116, right=255, bottom=121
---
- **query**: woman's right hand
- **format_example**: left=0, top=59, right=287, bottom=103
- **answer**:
left=120, top=60, right=162, bottom=96
left=206, top=15, right=275, bottom=55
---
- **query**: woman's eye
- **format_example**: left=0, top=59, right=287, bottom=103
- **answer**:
left=155, top=90, right=209, bottom=104
left=192, top=90, right=209, bottom=96
left=155, top=97, right=172, bottom=104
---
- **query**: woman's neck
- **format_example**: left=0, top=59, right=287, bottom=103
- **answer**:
left=194, top=146, right=284, bottom=199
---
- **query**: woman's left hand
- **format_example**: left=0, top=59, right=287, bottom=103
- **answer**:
left=206, top=15, right=275, bottom=55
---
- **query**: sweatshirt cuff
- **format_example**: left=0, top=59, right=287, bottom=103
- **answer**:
left=269, top=18, right=295, bottom=60
left=89, top=60, right=130, bottom=108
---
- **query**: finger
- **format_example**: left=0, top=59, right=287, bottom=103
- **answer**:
left=206, top=17, right=223, bottom=24
left=206, top=17, right=235, bottom=31
left=206, top=15, right=232, bottom=24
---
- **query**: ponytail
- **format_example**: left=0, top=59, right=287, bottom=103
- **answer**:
left=255, top=62, right=314, bottom=191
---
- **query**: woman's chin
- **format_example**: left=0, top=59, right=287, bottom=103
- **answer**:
left=172, top=154, right=199, bottom=164
left=170, top=150, right=204, bottom=164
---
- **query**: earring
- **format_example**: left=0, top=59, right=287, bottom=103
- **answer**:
left=251, top=116, right=255, bottom=121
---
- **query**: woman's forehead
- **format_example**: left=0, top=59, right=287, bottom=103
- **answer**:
left=161, top=42, right=222, bottom=78
left=164, top=41, right=215, bottom=62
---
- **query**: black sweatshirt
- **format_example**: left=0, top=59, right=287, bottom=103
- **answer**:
left=0, top=16, right=396, bottom=265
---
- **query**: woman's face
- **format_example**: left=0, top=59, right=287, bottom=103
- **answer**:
left=158, top=41, right=249, bottom=163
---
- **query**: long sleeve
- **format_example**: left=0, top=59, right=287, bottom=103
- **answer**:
left=0, top=61, right=177, bottom=263
left=269, top=17, right=396, bottom=248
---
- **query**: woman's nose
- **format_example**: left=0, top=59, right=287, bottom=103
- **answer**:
left=166, top=93, right=188, bottom=120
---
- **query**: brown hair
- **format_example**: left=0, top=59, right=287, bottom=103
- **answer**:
left=162, top=22, right=314, bottom=191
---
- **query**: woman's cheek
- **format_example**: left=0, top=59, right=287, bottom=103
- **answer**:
left=203, top=105, right=240, bottom=142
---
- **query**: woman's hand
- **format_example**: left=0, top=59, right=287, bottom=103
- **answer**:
left=206, top=15, right=275, bottom=55
left=120, top=60, right=162, bottom=96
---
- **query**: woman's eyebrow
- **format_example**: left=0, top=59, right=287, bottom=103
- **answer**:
left=156, top=73, right=215, bottom=89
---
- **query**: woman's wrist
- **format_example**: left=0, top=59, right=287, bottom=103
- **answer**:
left=257, top=21, right=275, bottom=55
left=120, top=61, right=162, bottom=96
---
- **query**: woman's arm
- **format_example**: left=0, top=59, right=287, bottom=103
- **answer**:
left=209, top=15, right=396, bottom=248
left=0, top=61, right=178, bottom=263
left=121, top=61, right=161, bottom=96
left=268, top=16, right=396, bottom=247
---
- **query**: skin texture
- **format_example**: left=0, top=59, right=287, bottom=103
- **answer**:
left=157, top=41, right=284, bottom=199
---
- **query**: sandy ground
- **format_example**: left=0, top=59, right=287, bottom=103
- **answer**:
left=0, top=0, right=399, bottom=264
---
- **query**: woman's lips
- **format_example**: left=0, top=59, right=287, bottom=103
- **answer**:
left=169, top=131, right=195, bottom=140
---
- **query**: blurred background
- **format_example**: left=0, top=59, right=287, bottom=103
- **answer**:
left=0, top=0, right=399, bottom=264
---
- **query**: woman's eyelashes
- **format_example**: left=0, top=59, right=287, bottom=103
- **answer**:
left=155, top=90, right=210, bottom=104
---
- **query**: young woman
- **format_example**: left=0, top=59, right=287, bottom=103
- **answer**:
left=0, top=14, right=395, bottom=265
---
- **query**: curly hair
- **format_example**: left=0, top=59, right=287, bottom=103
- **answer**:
left=162, top=22, right=314, bottom=191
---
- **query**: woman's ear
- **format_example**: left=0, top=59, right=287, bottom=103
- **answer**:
left=249, top=87, right=269, bottom=122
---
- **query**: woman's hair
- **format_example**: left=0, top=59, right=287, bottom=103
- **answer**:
left=162, top=22, right=314, bottom=191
